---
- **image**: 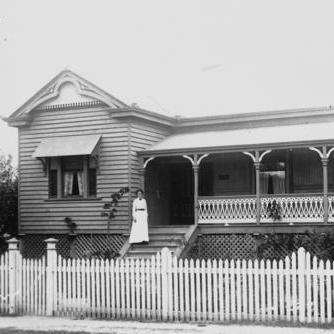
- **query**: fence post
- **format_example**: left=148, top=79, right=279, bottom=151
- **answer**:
left=7, top=238, right=20, bottom=314
left=45, top=238, right=58, bottom=316
left=297, top=247, right=306, bottom=323
left=161, top=247, right=170, bottom=321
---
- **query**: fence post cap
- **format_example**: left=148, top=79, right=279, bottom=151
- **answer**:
left=161, top=247, right=170, bottom=254
left=7, top=237, right=19, bottom=250
left=44, top=238, right=58, bottom=251
left=7, top=237, right=19, bottom=244
left=44, top=238, right=58, bottom=243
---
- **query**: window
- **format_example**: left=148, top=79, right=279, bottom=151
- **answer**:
left=260, top=161, right=286, bottom=194
left=48, top=156, right=97, bottom=199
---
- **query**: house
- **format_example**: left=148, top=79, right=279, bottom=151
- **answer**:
left=5, top=70, right=334, bottom=259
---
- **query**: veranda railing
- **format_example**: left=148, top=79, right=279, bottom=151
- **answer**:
left=1, top=238, right=334, bottom=323
left=198, top=194, right=334, bottom=224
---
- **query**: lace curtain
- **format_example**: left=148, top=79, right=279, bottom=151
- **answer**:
left=77, top=171, right=84, bottom=196
left=64, top=171, right=84, bottom=196
left=64, top=172, right=74, bottom=196
left=272, top=171, right=285, bottom=194
left=260, top=173, right=269, bottom=194
left=260, top=171, right=285, bottom=194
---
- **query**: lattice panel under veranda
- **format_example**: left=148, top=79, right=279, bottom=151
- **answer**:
left=188, top=234, right=329, bottom=261
left=19, top=234, right=126, bottom=259
left=20, top=235, right=71, bottom=259
left=71, top=234, right=126, bottom=258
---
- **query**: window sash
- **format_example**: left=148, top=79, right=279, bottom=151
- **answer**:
left=48, top=156, right=96, bottom=199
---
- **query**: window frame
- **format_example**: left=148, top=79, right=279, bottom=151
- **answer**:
left=48, top=155, right=97, bottom=200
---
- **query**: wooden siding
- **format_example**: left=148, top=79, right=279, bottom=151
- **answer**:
left=18, top=106, right=132, bottom=234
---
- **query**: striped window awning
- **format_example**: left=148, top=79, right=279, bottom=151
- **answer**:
left=32, top=134, right=101, bottom=158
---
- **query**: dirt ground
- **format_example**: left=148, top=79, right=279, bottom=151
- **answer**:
left=0, top=317, right=333, bottom=334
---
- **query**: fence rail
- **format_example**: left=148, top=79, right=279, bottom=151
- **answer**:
left=2, top=238, right=334, bottom=323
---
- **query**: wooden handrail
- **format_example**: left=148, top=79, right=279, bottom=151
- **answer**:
left=198, top=192, right=327, bottom=200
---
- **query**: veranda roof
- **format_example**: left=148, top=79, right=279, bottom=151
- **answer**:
left=144, top=121, right=334, bottom=154
left=32, top=134, right=101, bottom=158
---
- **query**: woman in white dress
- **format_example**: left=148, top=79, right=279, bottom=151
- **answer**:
left=129, top=189, right=149, bottom=244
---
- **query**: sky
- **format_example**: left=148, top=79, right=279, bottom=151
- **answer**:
left=1, top=0, right=334, bottom=164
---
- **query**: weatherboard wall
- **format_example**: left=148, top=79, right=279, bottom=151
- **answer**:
left=18, top=105, right=132, bottom=234
left=129, top=120, right=171, bottom=222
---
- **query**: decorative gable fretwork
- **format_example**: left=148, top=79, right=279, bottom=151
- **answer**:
left=6, top=69, right=128, bottom=127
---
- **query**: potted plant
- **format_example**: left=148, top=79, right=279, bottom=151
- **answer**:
left=266, top=200, right=282, bottom=221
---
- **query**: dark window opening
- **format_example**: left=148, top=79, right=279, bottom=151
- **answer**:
left=89, top=168, right=97, bottom=196
left=49, top=170, right=57, bottom=198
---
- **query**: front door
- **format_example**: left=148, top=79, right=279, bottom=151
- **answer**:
left=170, top=163, right=194, bottom=225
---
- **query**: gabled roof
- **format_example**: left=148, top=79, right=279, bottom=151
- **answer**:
left=6, top=69, right=129, bottom=126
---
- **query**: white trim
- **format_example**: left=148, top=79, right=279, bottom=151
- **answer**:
left=182, top=155, right=195, bottom=166
left=259, top=150, right=272, bottom=162
left=197, top=154, right=209, bottom=166
left=143, top=157, right=155, bottom=169
left=309, top=147, right=325, bottom=159
left=326, top=147, right=334, bottom=158
left=243, top=151, right=256, bottom=163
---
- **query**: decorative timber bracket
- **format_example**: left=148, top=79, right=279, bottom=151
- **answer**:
left=183, top=154, right=209, bottom=225
left=37, top=157, right=47, bottom=176
left=143, top=156, right=155, bottom=169
left=182, top=154, right=209, bottom=169
left=138, top=156, right=156, bottom=191
left=243, top=150, right=272, bottom=225
left=91, top=138, right=101, bottom=174
left=309, top=146, right=334, bottom=224
left=243, top=150, right=272, bottom=165
left=309, top=146, right=334, bottom=161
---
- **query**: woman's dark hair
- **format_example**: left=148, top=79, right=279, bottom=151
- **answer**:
left=136, top=188, right=144, bottom=196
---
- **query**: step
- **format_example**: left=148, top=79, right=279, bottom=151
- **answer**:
left=148, top=226, right=190, bottom=234
left=126, top=249, right=176, bottom=258
left=142, top=240, right=183, bottom=247
left=147, top=234, right=185, bottom=241
left=124, top=225, right=192, bottom=258
left=128, top=245, right=179, bottom=254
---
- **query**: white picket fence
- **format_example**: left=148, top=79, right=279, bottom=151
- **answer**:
left=2, top=238, right=334, bottom=323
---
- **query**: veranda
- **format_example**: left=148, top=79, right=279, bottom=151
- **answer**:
left=142, top=146, right=334, bottom=227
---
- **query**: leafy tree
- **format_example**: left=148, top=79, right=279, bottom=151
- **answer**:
left=0, top=153, right=18, bottom=251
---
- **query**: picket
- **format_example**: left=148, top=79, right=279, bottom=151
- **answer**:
left=260, top=259, right=266, bottom=321
left=285, top=256, right=291, bottom=322
left=319, top=260, right=325, bottom=323
left=152, top=256, right=157, bottom=320
left=326, top=260, right=331, bottom=323
left=1, top=242, right=334, bottom=324
left=242, top=259, right=247, bottom=321
left=248, top=259, right=253, bottom=321
left=218, top=259, right=224, bottom=321
left=266, top=259, right=272, bottom=321
left=272, top=260, right=278, bottom=320
left=305, top=253, right=312, bottom=323
left=313, top=256, right=319, bottom=323
left=278, top=259, right=284, bottom=320
left=224, top=259, right=230, bottom=321
left=173, top=256, right=179, bottom=321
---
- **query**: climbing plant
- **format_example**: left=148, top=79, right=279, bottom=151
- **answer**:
left=101, top=186, right=130, bottom=234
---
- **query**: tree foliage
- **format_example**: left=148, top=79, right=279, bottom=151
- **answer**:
left=0, top=154, right=18, bottom=251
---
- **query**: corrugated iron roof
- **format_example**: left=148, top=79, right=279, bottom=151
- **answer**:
left=144, top=121, right=334, bottom=153
left=32, top=134, right=101, bottom=158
